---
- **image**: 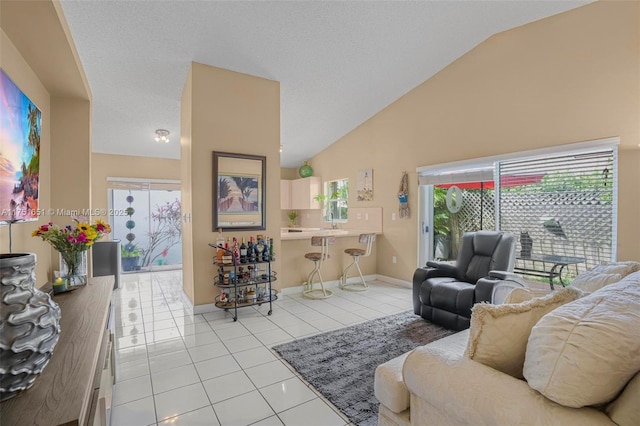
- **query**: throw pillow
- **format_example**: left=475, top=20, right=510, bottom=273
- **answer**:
left=502, top=287, right=533, bottom=304
left=464, top=287, right=582, bottom=379
left=524, top=271, right=640, bottom=408
left=571, top=271, right=622, bottom=293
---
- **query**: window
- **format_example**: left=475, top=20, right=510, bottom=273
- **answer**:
left=323, top=179, right=348, bottom=222
left=497, top=148, right=616, bottom=270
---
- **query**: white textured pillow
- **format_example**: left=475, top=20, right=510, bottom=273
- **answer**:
left=465, top=287, right=582, bottom=379
left=592, top=261, right=640, bottom=277
left=524, top=271, right=640, bottom=408
left=571, top=271, right=622, bottom=293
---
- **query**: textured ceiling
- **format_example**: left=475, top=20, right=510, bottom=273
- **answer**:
left=59, top=1, right=590, bottom=168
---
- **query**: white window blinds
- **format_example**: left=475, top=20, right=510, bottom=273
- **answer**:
left=497, top=148, right=617, bottom=271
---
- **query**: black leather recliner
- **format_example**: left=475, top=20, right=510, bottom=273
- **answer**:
left=413, top=231, right=516, bottom=331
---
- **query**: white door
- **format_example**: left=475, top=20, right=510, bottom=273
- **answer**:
left=417, top=185, right=434, bottom=268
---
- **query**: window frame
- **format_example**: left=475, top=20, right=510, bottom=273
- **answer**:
left=322, top=178, right=349, bottom=223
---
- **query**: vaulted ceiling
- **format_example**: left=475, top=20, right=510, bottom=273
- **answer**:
left=59, top=1, right=590, bottom=167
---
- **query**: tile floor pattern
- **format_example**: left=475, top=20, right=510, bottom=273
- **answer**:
left=112, top=271, right=413, bottom=426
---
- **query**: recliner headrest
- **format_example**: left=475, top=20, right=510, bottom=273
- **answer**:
left=472, top=232, right=503, bottom=257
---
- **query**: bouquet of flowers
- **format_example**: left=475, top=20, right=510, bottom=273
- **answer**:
left=33, top=218, right=111, bottom=277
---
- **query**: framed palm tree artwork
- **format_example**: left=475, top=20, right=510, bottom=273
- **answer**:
left=212, top=151, right=266, bottom=231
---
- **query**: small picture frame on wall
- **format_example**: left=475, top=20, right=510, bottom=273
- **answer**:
left=357, top=169, right=373, bottom=201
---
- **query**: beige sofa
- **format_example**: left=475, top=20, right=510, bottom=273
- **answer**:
left=375, top=267, right=640, bottom=426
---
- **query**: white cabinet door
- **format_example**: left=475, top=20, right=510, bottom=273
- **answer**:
left=280, top=180, right=291, bottom=210
left=291, top=177, right=321, bottom=210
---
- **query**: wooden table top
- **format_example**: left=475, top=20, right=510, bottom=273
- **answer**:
left=1, top=276, right=114, bottom=426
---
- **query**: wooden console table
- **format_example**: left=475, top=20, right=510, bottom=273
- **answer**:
left=1, top=276, right=114, bottom=426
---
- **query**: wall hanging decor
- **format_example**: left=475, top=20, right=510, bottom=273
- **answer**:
left=0, top=253, right=61, bottom=401
left=213, top=151, right=266, bottom=231
left=398, top=172, right=410, bottom=218
left=357, top=169, right=373, bottom=201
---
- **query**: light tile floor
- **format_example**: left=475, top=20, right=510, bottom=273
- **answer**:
left=112, top=271, right=413, bottom=426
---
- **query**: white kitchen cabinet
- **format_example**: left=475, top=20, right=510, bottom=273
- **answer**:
left=280, top=180, right=292, bottom=210
left=291, top=176, right=322, bottom=210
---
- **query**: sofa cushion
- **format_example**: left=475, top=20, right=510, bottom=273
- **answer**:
left=606, top=372, right=640, bottom=426
left=465, top=287, right=581, bottom=378
left=570, top=271, right=622, bottom=293
left=374, top=330, right=469, bottom=414
left=524, top=271, right=640, bottom=408
left=374, top=351, right=412, bottom=414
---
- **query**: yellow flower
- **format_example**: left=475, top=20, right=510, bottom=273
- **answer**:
left=31, top=229, right=40, bottom=237
left=84, top=227, right=98, bottom=241
left=78, top=223, right=91, bottom=233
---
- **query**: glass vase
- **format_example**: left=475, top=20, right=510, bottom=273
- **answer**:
left=59, top=250, right=88, bottom=286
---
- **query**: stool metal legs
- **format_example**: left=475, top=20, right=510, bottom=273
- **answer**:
left=302, top=236, right=334, bottom=299
left=340, top=233, right=375, bottom=292
left=303, top=259, right=333, bottom=299
left=341, top=254, right=368, bottom=291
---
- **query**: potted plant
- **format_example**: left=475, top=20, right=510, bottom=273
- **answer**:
left=287, top=210, right=298, bottom=227
left=121, top=243, right=142, bottom=272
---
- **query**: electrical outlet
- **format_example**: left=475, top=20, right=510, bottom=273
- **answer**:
left=365, top=213, right=369, bottom=220
left=392, top=213, right=396, bottom=221
left=357, top=213, right=362, bottom=220
left=392, top=256, right=397, bottom=264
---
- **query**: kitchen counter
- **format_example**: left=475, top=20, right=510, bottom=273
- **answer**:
left=281, top=227, right=378, bottom=240
left=279, top=229, right=380, bottom=288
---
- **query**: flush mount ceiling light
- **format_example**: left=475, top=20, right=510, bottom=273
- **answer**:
left=155, top=129, right=170, bottom=143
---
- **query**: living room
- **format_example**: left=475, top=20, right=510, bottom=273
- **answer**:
left=1, top=1, right=639, bottom=425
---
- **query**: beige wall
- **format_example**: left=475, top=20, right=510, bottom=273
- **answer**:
left=181, top=63, right=280, bottom=307
left=2, top=1, right=91, bottom=285
left=308, top=1, right=640, bottom=283
left=50, top=97, right=91, bottom=218
left=180, top=69, right=195, bottom=302
left=0, top=29, right=52, bottom=285
left=91, top=153, right=181, bottom=224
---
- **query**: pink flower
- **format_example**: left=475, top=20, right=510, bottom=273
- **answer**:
left=67, top=235, right=76, bottom=243
left=76, top=233, right=87, bottom=243
left=96, top=223, right=105, bottom=232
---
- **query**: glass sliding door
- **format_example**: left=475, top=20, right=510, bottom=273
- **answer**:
left=432, top=182, right=495, bottom=261
left=108, top=180, right=182, bottom=273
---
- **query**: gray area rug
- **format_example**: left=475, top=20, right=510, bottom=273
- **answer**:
left=272, top=310, right=455, bottom=426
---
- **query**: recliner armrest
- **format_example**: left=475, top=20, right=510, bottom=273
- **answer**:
left=425, top=261, right=458, bottom=275
left=488, top=270, right=525, bottom=282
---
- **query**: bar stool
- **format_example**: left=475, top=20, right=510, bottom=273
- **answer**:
left=341, top=233, right=376, bottom=291
left=303, top=236, right=335, bottom=299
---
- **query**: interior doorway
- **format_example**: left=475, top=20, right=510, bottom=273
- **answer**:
left=107, top=179, right=182, bottom=274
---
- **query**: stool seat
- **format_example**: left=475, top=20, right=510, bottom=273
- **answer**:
left=344, top=248, right=366, bottom=256
left=304, top=252, right=331, bottom=261
left=341, top=233, right=376, bottom=291
left=303, top=236, right=335, bottom=299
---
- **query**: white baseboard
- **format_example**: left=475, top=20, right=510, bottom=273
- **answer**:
left=280, top=274, right=379, bottom=296
left=194, top=274, right=410, bottom=310
left=374, top=274, right=411, bottom=289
